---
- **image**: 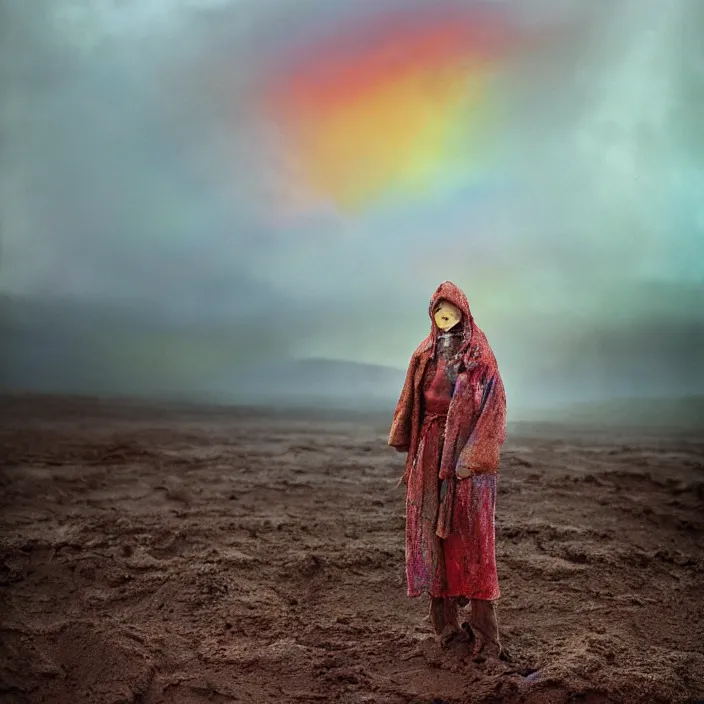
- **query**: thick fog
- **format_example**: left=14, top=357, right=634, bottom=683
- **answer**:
left=1, top=0, right=702, bottom=414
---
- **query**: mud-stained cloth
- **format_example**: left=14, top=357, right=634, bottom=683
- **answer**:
left=389, top=281, right=506, bottom=600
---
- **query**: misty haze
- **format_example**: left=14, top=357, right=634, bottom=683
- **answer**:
left=1, top=0, right=702, bottom=425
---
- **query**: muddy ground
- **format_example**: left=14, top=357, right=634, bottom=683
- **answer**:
left=1, top=395, right=703, bottom=704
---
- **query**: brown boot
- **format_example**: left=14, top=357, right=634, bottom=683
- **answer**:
left=429, top=597, right=445, bottom=634
left=470, top=599, right=502, bottom=660
left=443, top=598, right=460, bottom=638
left=429, top=597, right=461, bottom=647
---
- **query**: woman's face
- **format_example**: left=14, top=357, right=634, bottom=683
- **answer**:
left=433, top=299, right=462, bottom=331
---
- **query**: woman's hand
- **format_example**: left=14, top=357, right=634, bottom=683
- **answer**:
left=456, top=464, right=473, bottom=479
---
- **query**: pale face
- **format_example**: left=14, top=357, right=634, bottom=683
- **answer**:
left=433, top=299, right=462, bottom=331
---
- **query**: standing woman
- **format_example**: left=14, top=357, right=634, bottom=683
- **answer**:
left=389, top=281, right=507, bottom=658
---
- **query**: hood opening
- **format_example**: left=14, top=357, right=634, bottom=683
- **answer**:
left=429, top=281, right=472, bottom=326
left=428, top=281, right=474, bottom=355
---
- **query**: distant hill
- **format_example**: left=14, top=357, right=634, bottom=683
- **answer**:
left=3, top=293, right=701, bottom=427
left=217, top=362, right=703, bottom=428
left=213, top=357, right=406, bottom=410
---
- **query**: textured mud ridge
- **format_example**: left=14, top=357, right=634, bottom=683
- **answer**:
left=1, top=395, right=703, bottom=704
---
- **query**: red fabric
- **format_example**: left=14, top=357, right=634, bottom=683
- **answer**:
left=443, top=475, right=500, bottom=599
left=389, top=281, right=506, bottom=600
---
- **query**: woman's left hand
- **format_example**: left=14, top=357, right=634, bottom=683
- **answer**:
left=456, top=464, right=473, bottom=479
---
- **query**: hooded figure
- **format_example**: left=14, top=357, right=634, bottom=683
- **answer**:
left=389, top=281, right=506, bottom=656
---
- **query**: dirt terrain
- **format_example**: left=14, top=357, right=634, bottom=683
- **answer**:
left=1, top=394, right=703, bottom=704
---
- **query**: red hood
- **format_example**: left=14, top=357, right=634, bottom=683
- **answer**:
left=428, top=280, right=474, bottom=348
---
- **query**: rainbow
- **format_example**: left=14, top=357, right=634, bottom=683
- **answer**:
left=261, top=6, right=524, bottom=214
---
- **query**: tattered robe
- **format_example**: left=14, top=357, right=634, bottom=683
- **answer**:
left=388, top=281, right=507, bottom=600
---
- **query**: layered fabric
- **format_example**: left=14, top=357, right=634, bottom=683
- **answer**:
left=389, top=281, right=506, bottom=601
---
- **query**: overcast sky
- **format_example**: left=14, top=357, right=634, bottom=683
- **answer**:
left=1, top=0, right=702, bottom=408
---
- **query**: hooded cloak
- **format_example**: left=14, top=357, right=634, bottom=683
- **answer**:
left=388, top=281, right=506, bottom=598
